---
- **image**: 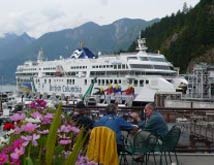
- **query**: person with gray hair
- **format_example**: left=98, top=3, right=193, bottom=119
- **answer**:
left=130, top=102, right=168, bottom=138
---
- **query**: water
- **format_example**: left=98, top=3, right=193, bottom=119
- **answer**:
left=0, top=85, right=16, bottom=93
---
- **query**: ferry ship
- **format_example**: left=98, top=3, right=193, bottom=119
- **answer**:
left=15, top=37, right=188, bottom=105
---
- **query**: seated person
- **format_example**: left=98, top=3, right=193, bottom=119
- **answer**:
left=72, top=101, right=94, bottom=130
left=94, top=103, right=137, bottom=154
left=130, top=103, right=168, bottom=139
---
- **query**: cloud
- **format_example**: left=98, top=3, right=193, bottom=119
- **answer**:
left=99, top=0, right=109, bottom=6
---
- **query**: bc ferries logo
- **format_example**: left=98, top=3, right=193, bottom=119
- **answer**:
left=49, top=85, right=82, bottom=93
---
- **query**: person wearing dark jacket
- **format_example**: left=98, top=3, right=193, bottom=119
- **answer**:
left=72, top=101, right=94, bottom=130
left=130, top=102, right=168, bottom=138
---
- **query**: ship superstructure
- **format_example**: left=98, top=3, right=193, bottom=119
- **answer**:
left=15, top=38, right=187, bottom=104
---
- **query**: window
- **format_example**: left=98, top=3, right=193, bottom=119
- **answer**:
left=140, top=80, right=144, bottom=87
left=134, top=80, right=138, bottom=87
left=127, top=57, right=137, bottom=60
left=130, top=64, right=152, bottom=69
left=85, top=79, right=87, bottom=85
left=146, top=80, right=149, bottom=84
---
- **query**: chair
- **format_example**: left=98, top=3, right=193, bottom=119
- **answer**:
left=158, top=125, right=181, bottom=165
left=86, top=126, right=119, bottom=165
left=123, top=130, right=158, bottom=165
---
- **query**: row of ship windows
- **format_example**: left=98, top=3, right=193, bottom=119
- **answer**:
left=71, top=64, right=128, bottom=70
left=18, top=68, right=37, bottom=72
left=37, top=78, right=149, bottom=87
left=130, top=64, right=171, bottom=70
left=18, top=64, right=170, bottom=73
left=127, top=56, right=167, bottom=62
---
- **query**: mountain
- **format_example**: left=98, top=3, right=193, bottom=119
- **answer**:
left=0, top=33, right=35, bottom=83
left=0, top=18, right=159, bottom=83
left=129, top=0, right=214, bottom=73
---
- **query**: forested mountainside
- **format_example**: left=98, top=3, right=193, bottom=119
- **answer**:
left=129, top=0, right=214, bottom=73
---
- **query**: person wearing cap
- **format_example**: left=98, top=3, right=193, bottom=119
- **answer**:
left=94, top=103, right=138, bottom=154
left=72, top=101, right=94, bottom=130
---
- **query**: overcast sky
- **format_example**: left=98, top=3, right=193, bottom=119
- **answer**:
left=0, top=0, right=200, bottom=38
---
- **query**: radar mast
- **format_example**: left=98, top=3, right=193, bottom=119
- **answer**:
left=136, top=32, right=147, bottom=52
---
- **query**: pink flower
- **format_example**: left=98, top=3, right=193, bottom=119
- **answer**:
left=70, top=127, right=80, bottom=134
left=59, top=125, right=73, bottom=133
left=31, top=112, right=43, bottom=120
left=42, top=113, right=53, bottom=124
left=14, top=127, right=23, bottom=134
left=21, top=123, right=38, bottom=133
left=28, top=99, right=47, bottom=110
left=38, top=129, right=49, bottom=134
left=0, top=152, right=8, bottom=164
left=10, top=147, right=25, bottom=160
left=21, top=134, right=40, bottom=146
left=59, top=139, right=71, bottom=145
left=12, top=139, right=24, bottom=149
left=10, top=113, right=25, bottom=122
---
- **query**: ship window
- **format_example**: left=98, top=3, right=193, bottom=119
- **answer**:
left=146, top=80, right=149, bottom=84
left=73, top=79, right=75, bottom=84
left=114, top=80, right=117, bottom=84
left=122, top=64, right=125, bottom=69
left=140, top=80, right=144, bottom=87
left=99, top=65, right=102, bottom=68
left=148, top=57, right=167, bottom=62
left=98, top=79, right=101, bottom=85
left=118, top=65, right=121, bottom=69
left=119, top=80, right=121, bottom=84
left=110, top=80, right=113, bottom=83
left=106, top=80, right=109, bottom=84
left=140, top=57, right=149, bottom=61
left=102, top=79, right=105, bottom=85
left=153, top=65, right=170, bottom=70
left=134, top=80, right=138, bottom=87
left=127, top=57, right=137, bottom=61
left=130, top=64, right=152, bottom=69
left=114, top=65, right=117, bottom=69
left=44, top=79, right=47, bottom=83
left=85, top=79, right=87, bottom=85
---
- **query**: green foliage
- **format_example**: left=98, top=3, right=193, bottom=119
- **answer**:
left=64, top=129, right=88, bottom=165
left=45, top=104, right=62, bottom=165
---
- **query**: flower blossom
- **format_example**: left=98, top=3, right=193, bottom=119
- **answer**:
left=3, top=122, right=15, bottom=131
left=21, top=134, right=40, bottom=146
left=10, top=147, right=25, bottom=160
left=59, top=124, right=73, bottom=133
left=42, top=113, right=53, bottom=124
left=0, top=152, right=8, bottom=165
left=70, top=127, right=80, bottom=134
left=28, top=99, right=47, bottom=110
left=31, top=112, right=43, bottom=120
left=21, top=123, right=38, bottom=133
left=38, top=129, right=49, bottom=135
left=10, top=113, right=25, bottom=122
left=59, top=139, right=72, bottom=145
